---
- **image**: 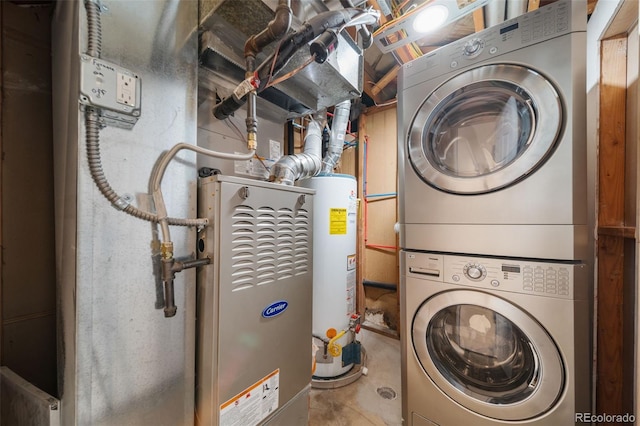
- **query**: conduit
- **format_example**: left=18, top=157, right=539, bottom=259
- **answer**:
left=83, top=0, right=267, bottom=317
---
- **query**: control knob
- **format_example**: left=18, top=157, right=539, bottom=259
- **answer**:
left=463, top=263, right=486, bottom=281
left=463, top=38, right=484, bottom=58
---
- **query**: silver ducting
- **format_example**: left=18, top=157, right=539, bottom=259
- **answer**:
left=270, top=98, right=351, bottom=184
left=321, top=99, right=351, bottom=173
left=270, top=118, right=324, bottom=185
left=506, top=0, right=528, bottom=20
left=485, top=0, right=507, bottom=27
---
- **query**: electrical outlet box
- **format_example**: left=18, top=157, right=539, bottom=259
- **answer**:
left=116, top=72, right=137, bottom=107
left=79, top=55, right=142, bottom=129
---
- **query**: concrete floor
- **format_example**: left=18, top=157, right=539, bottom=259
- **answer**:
left=309, top=329, right=402, bottom=426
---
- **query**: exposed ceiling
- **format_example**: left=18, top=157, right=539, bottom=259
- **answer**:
left=16, top=0, right=599, bottom=114
left=199, top=0, right=599, bottom=114
left=361, top=0, right=600, bottom=106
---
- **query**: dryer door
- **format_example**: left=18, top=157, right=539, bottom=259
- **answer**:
left=407, top=64, right=562, bottom=194
left=412, top=289, right=564, bottom=421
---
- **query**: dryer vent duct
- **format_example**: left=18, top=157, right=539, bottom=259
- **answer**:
left=199, top=0, right=365, bottom=118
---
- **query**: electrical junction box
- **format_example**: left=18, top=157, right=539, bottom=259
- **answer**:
left=79, top=55, right=141, bottom=129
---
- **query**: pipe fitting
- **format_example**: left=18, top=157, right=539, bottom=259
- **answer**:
left=244, top=0, right=292, bottom=59
left=270, top=119, right=324, bottom=184
left=161, top=241, right=174, bottom=260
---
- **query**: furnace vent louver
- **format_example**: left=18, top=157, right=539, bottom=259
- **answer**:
left=230, top=204, right=310, bottom=291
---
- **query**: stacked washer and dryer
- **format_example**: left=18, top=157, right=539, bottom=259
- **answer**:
left=397, top=1, right=591, bottom=425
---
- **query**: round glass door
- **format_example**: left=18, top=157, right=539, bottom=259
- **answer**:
left=407, top=64, right=562, bottom=194
left=412, top=290, right=564, bottom=421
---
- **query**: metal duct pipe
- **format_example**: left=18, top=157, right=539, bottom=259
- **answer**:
left=321, top=100, right=351, bottom=174
left=484, top=0, right=506, bottom=27
left=269, top=118, right=324, bottom=185
left=506, top=0, right=527, bottom=20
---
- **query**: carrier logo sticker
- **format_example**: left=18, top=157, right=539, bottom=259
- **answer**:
left=262, top=300, right=289, bottom=318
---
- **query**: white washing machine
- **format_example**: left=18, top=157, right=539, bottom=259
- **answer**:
left=400, top=251, right=590, bottom=426
left=397, top=0, right=587, bottom=260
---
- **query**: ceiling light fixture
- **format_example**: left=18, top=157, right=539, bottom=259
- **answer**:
left=412, top=4, right=449, bottom=33
left=373, top=0, right=490, bottom=54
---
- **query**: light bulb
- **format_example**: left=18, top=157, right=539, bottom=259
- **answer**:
left=412, top=4, right=450, bottom=33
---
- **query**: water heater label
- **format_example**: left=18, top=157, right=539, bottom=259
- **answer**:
left=262, top=300, right=289, bottom=318
left=329, top=208, right=347, bottom=234
left=219, top=369, right=280, bottom=426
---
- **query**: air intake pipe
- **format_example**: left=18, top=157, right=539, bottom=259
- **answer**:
left=321, top=100, right=351, bottom=173
left=269, top=117, right=324, bottom=185
left=270, top=99, right=351, bottom=185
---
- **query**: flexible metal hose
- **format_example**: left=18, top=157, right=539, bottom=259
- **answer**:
left=84, top=0, right=102, bottom=57
left=85, top=110, right=206, bottom=227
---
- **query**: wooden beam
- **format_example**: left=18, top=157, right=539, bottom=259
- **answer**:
left=472, top=8, right=485, bottom=33
left=596, top=34, right=629, bottom=419
left=356, top=115, right=367, bottom=317
left=363, top=61, right=385, bottom=105
left=602, top=0, right=638, bottom=40
left=599, top=37, right=627, bottom=227
left=527, top=0, right=540, bottom=12
left=598, top=226, right=636, bottom=239
left=371, top=65, right=399, bottom=97
left=597, top=235, right=626, bottom=415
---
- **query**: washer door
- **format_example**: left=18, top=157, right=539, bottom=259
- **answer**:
left=412, top=290, right=564, bottom=421
left=407, top=64, right=562, bottom=194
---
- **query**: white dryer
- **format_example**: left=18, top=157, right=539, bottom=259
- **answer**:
left=397, top=0, right=587, bottom=260
left=400, top=251, right=590, bottom=426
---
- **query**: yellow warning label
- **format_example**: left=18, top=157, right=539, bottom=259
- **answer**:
left=329, top=208, right=347, bottom=235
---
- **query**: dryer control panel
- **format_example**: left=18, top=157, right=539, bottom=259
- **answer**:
left=401, top=0, right=584, bottom=83
left=404, top=251, right=587, bottom=300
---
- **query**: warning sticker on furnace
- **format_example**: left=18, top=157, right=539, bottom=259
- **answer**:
left=329, top=208, right=347, bottom=235
left=219, top=369, right=280, bottom=426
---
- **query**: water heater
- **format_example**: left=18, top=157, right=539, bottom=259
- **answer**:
left=299, top=174, right=361, bottom=380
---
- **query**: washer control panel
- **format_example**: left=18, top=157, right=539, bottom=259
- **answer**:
left=405, top=251, right=586, bottom=300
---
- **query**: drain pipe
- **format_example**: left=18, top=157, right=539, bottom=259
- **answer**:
left=321, top=100, right=351, bottom=174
